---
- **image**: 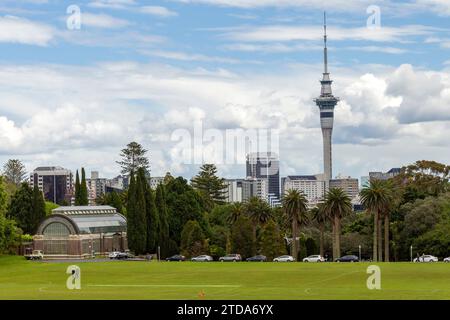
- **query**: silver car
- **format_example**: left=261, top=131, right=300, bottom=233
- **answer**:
left=303, top=255, right=325, bottom=262
left=413, top=255, right=438, bottom=262
left=191, top=255, right=213, bottom=262
left=444, top=257, right=450, bottom=263
left=273, top=255, right=295, bottom=262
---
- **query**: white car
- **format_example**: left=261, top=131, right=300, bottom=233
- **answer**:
left=413, top=255, right=438, bottom=262
left=191, top=255, right=213, bottom=262
left=303, top=255, right=325, bottom=262
left=273, top=255, right=295, bottom=262
left=108, top=251, right=121, bottom=259
left=444, top=257, right=450, bottom=263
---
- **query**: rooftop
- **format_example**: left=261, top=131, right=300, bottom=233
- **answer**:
left=52, top=205, right=118, bottom=216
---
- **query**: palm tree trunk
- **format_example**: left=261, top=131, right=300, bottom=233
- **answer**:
left=332, top=219, right=339, bottom=261
left=384, top=214, right=390, bottom=262
left=378, top=214, right=383, bottom=262
left=373, top=211, right=378, bottom=262
left=291, top=220, right=298, bottom=259
left=319, top=224, right=324, bottom=257
left=335, top=215, right=341, bottom=259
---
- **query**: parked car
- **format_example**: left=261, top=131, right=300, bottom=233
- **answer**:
left=219, top=254, right=242, bottom=262
left=413, top=255, right=438, bottom=262
left=109, top=251, right=132, bottom=260
left=191, top=255, right=213, bottom=262
left=335, top=255, right=359, bottom=262
left=303, top=255, right=325, bottom=262
left=166, top=254, right=186, bottom=262
left=246, top=255, right=267, bottom=262
left=25, top=250, right=44, bottom=260
left=444, top=257, right=450, bottom=263
left=109, top=251, right=121, bottom=259
left=273, top=255, right=295, bottom=262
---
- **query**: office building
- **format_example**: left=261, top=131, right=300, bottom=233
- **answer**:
left=149, top=177, right=165, bottom=190
left=282, top=175, right=326, bottom=206
left=30, top=166, right=73, bottom=205
left=330, top=176, right=359, bottom=200
left=246, top=152, right=280, bottom=201
left=86, top=171, right=108, bottom=204
left=369, top=168, right=401, bottom=181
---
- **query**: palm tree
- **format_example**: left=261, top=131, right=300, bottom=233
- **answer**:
left=311, top=203, right=329, bottom=257
left=323, top=188, right=352, bottom=261
left=227, top=202, right=244, bottom=225
left=282, top=189, right=309, bottom=259
left=360, top=179, right=392, bottom=262
left=245, top=197, right=273, bottom=250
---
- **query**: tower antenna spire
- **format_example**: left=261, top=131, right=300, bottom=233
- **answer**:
left=323, top=11, right=328, bottom=74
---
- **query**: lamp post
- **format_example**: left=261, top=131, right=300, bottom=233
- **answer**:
left=410, top=245, right=413, bottom=262
left=358, top=245, right=361, bottom=261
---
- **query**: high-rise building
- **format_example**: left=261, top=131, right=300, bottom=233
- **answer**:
left=282, top=174, right=326, bottom=207
left=30, top=167, right=73, bottom=205
left=224, top=179, right=244, bottom=203
left=330, top=176, right=359, bottom=200
left=314, top=13, right=339, bottom=184
left=148, top=177, right=165, bottom=190
left=246, top=152, right=280, bottom=200
left=224, top=178, right=269, bottom=204
left=86, top=171, right=108, bottom=204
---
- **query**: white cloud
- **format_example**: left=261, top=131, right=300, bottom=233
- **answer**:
left=0, top=15, right=54, bottom=46
left=344, top=46, right=407, bottom=54
left=0, top=62, right=449, bottom=179
left=81, top=13, right=130, bottom=28
left=222, top=24, right=436, bottom=43
left=415, top=0, right=450, bottom=16
left=88, top=0, right=137, bottom=10
left=141, top=50, right=242, bottom=64
left=140, top=6, right=178, bottom=17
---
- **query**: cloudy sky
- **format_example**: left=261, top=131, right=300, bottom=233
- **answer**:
left=0, top=0, right=449, bottom=181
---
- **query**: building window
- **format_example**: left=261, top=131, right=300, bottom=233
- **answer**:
left=43, top=222, right=70, bottom=237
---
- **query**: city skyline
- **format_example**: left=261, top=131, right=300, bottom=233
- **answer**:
left=0, top=1, right=450, bottom=181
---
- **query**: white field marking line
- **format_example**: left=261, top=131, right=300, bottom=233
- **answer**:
left=87, top=284, right=241, bottom=288
left=303, top=270, right=361, bottom=295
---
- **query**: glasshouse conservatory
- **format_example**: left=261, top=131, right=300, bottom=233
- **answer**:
left=33, top=206, right=127, bottom=259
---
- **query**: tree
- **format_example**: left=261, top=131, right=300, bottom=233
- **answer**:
left=360, top=180, right=392, bottom=262
left=244, top=197, right=273, bottom=251
left=260, top=220, right=285, bottom=260
left=126, top=172, right=147, bottom=255
left=99, top=191, right=124, bottom=213
left=79, top=168, right=89, bottom=205
left=323, top=188, right=352, bottom=261
left=137, top=168, right=158, bottom=253
left=117, top=142, right=150, bottom=176
left=7, top=182, right=33, bottom=234
left=226, top=202, right=244, bottom=225
left=74, top=170, right=81, bottom=206
left=311, top=203, right=329, bottom=257
left=230, top=215, right=255, bottom=258
left=191, top=164, right=227, bottom=210
left=31, top=183, right=46, bottom=233
left=0, top=214, right=21, bottom=254
left=180, top=220, right=208, bottom=258
left=155, top=183, right=169, bottom=258
left=282, top=189, right=309, bottom=259
left=3, top=159, right=27, bottom=187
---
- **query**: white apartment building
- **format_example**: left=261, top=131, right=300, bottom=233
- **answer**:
left=282, top=175, right=326, bottom=206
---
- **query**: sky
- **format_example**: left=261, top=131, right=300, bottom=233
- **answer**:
left=0, top=0, right=449, bottom=181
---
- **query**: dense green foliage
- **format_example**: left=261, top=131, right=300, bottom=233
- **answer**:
left=191, top=164, right=227, bottom=210
left=180, top=220, right=207, bottom=258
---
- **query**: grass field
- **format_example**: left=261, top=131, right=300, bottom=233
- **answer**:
left=0, top=256, right=449, bottom=300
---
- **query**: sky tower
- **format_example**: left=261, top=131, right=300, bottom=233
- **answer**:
left=315, top=12, right=339, bottom=184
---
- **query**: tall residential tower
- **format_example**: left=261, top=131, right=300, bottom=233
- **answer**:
left=315, top=13, right=339, bottom=184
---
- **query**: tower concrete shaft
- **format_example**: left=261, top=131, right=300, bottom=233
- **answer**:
left=315, top=12, right=339, bottom=183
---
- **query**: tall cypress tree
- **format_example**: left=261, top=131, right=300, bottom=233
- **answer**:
left=156, top=183, right=169, bottom=257
left=80, top=168, right=89, bottom=205
left=134, top=169, right=147, bottom=254
left=140, top=169, right=158, bottom=253
left=126, top=172, right=137, bottom=253
left=7, top=182, right=33, bottom=234
left=74, top=170, right=81, bottom=205
left=31, top=183, right=46, bottom=233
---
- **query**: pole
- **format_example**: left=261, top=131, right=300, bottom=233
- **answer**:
left=410, top=245, right=413, bottom=262
left=158, top=246, right=161, bottom=262
left=358, top=245, right=361, bottom=261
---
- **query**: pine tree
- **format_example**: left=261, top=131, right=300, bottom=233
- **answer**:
left=74, top=170, right=81, bottom=206
left=117, top=142, right=150, bottom=176
left=156, top=183, right=169, bottom=258
left=191, top=164, right=227, bottom=210
left=80, top=168, right=89, bottom=205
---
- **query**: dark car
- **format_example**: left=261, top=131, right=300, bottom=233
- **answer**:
left=335, top=255, right=359, bottom=262
left=166, top=254, right=186, bottom=262
left=246, top=255, right=267, bottom=262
